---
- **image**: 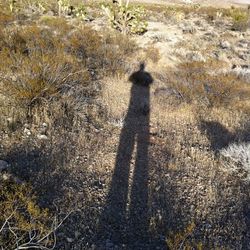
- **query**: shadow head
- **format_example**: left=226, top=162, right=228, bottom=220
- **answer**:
left=129, top=63, right=153, bottom=87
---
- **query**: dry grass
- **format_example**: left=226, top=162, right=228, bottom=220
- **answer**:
left=101, top=76, right=131, bottom=123
left=0, top=3, right=250, bottom=249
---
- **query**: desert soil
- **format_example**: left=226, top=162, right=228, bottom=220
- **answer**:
left=131, top=0, right=250, bottom=7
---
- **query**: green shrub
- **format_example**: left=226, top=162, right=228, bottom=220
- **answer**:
left=167, top=223, right=203, bottom=250
left=230, top=9, right=249, bottom=31
left=5, top=0, right=47, bottom=14
left=58, top=0, right=69, bottom=16
left=0, top=181, right=52, bottom=249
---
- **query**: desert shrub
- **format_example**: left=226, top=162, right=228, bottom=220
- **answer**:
left=39, top=16, right=72, bottom=34
left=99, top=31, right=137, bottom=75
left=162, top=6, right=186, bottom=22
left=0, top=10, right=14, bottom=26
left=0, top=19, right=137, bottom=128
left=167, top=61, right=250, bottom=108
left=102, top=0, right=147, bottom=35
left=166, top=223, right=203, bottom=250
left=0, top=180, right=53, bottom=249
left=220, top=142, right=250, bottom=180
left=4, top=0, right=48, bottom=14
left=230, top=8, right=249, bottom=31
left=68, top=26, right=137, bottom=76
left=0, top=25, right=90, bottom=121
left=57, top=0, right=87, bottom=19
left=145, top=45, right=160, bottom=63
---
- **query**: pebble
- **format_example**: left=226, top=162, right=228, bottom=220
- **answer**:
left=24, top=128, right=31, bottom=136
left=37, top=134, right=49, bottom=140
left=183, top=26, right=197, bottom=34
left=220, top=40, right=231, bottom=49
left=74, top=231, right=81, bottom=238
left=2, top=173, right=10, bottom=181
left=186, top=51, right=205, bottom=62
left=0, top=160, right=9, bottom=171
left=66, top=237, right=74, bottom=243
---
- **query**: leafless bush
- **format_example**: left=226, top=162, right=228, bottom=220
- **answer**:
left=220, top=142, right=250, bottom=180
left=0, top=180, right=72, bottom=250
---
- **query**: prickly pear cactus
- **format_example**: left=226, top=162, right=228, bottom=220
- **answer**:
left=8, top=0, right=18, bottom=13
left=8, top=0, right=46, bottom=14
left=102, top=0, right=148, bottom=35
left=74, top=4, right=87, bottom=20
left=58, top=0, right=69, bottom=16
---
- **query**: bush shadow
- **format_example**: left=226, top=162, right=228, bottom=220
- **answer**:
left=199, top=120, right=250, bottom=151
left=4, top=139, right=72, bottom=208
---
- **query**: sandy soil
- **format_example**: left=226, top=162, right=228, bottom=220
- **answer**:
left=131, top=0, right=250, bottom=7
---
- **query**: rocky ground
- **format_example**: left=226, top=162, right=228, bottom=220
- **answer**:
left=130, top=0, right=250, bottom=7
left=137, top=8, right=250, bottom=71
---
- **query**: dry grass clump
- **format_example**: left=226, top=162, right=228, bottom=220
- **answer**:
left=165, top=61, right=250, bottom=109
left=0, top=11, right=14, bottom=26
left=221, top=142, right=250, bottom=179
left=101, top=76, right=131, bottom=123
left=146, top=4, right=227, bottom=22
left=39, top=16, right=72, bottom=34
left=0, top=25, right=91, bottom=124
left=145, top=45, right=160, bottom=64
left=68, top=26, right=137, bottom=76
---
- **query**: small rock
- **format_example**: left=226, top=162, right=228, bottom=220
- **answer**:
left=204, top=31, right=218, bottom=38
left=7, top=117, right=13, bottom=124
left=2, top=173, right=10, bottom=181
left=46, top=10, right=54, bottom=16
left=39, top=123, right=48, bottom=135
left=37, top=134, right=49, bottom=140
left=238, top=43, right=248, bottom=49
left=238, top=53, right=248, bottom=61
left=238, top=39, right=248, bottom=47
left=220, top=40, right=231, bottom=49
left=183, top=25, right=196, bottom=34
left=186, top=51, right=205, bottom=62
left=24, top=123, right=30, bottom=129
left=74, top=231, right=81, bottom=238
left=0, top=160, right=9, bottom=171
left=66, top=237, right=74, bottom=243
left=24, top=128, right=31, bottom=136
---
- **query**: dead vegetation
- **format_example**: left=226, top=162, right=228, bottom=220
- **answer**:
left=0, top=1, right=250, bottom=249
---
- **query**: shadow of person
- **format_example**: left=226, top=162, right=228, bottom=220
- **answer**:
left=97, top=63, right=153, bottom=247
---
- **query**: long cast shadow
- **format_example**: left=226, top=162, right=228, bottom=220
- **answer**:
left=97, top=63, right=153, bottom=247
